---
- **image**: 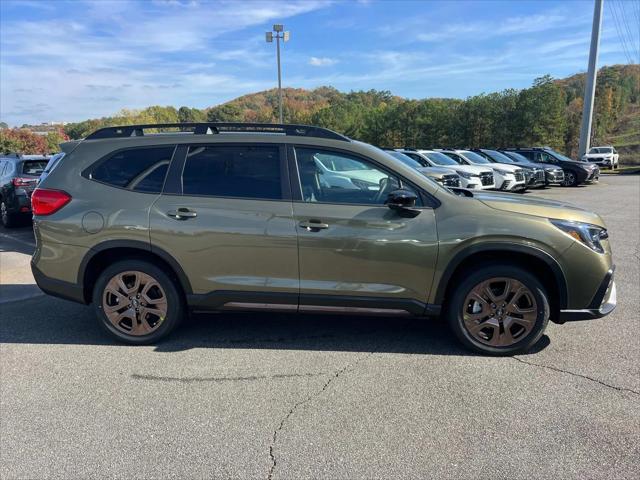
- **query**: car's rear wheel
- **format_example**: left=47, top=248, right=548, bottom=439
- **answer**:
left=92, top=259, right=184, bottom=344
left=446, top=264, right=550, bottom=355
left=562, top=170, right=578, bottom=187
left=1, top=200, right=18, bottom=228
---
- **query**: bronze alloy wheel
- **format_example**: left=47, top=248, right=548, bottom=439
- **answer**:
left=462, top=277, right=537, bottom=347
left=102, top=271, right=168, bottom=336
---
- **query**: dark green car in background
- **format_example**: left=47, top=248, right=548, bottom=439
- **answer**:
left=30, top=123, right=616, bottom=355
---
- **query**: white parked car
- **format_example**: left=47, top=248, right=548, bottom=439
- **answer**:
left=582, top=146, right=619, bottom=169
left=437, top=149, right=527, bottom=192
left=395, top=149, right=495, bottom=190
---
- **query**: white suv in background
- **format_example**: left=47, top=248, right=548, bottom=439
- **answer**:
left=582, top=146, right=619, bottom=169
left=395, top=149, right=495, bottom=190
left=437, top=149, right=527, bottom=192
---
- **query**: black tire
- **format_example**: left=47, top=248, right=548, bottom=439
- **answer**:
left=446, top=264, right=550, bottom=356
left=92, top=259, right=184, bottom=345
left=562, top=170, right=578, bottom=187
left=1, top=200, right=18, bottom=228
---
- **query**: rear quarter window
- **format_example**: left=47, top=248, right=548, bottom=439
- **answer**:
left=88, top=146, right=175, bottom=193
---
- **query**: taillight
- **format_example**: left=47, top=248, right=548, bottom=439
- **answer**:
left=31, top=189, right=72, bottom=216
left=12, top=177, right=38, bottom=187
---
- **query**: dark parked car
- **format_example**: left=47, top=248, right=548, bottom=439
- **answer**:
left=0, top=154, right=49, bottom=227
left=505, top=147, right=598, bottom=187
left=473, top=149, right=546, bottom=188
left=499, top=150, right=565, bottom=186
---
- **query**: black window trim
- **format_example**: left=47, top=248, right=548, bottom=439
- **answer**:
left=81, top=145, right=177, bottom=195
left=166, top=142, right=291, bottom=202
left=287, top=144, right=440, bottom=209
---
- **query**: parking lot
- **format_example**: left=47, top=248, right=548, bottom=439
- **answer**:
left=1, top=176, right=638, bottom=479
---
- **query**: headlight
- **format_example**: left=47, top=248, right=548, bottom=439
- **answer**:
left=456, top=170, right=474, bottom=179
left=493, top=169, right=511, bottom=175
left=550, top=219, right=608, bottom=254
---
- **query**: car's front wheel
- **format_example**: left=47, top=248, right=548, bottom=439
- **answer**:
left=446, top=264, right=550, bottom=355
left=92, top=259, right=184, bottom=344
left=562, top=170, right=578, bottom=187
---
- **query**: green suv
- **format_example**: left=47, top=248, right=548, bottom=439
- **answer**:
left=30, top=123, right=616, bottom=355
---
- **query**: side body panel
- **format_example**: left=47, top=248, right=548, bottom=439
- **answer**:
left=149, top=196, right=298, bottom=295
left=292, top=202, right=438, bottom=303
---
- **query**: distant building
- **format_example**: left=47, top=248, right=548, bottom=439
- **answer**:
left=20, top=122, right=68, bottom=136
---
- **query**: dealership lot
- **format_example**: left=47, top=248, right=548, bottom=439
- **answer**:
left=1, top=176, right=638, bottom=479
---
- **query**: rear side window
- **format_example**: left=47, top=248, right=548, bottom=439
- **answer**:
left=89, top=147, right=174, bottom=193
left=182, top=145, right=282, bottom=199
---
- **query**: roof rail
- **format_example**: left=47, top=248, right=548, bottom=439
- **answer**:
left=85, top=122, right=350, bottom=142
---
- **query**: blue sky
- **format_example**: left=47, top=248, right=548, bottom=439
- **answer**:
left=1, top=0, right=637, bottom=126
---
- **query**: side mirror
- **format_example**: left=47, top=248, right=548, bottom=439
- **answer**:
left=385, top=189, right=420, bottom=217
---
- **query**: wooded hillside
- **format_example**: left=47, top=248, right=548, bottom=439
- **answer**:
left=59, top=64, right=640, bottom=162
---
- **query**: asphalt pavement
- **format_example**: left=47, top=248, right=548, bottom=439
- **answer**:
left=1, top=175, right=638, bottom=479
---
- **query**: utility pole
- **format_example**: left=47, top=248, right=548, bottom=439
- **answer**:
left=266, top=25, right=290, bottom=124
left=578, top=0, right=603, bottom=158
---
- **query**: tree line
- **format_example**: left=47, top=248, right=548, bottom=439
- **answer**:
left=3, top=65, right=637, bottom=157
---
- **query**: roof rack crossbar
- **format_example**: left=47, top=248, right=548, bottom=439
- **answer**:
left=85, top=122, right=350, bottom=142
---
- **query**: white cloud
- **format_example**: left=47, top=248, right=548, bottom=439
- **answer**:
left=0, top=0, right=332, bottom=125
left=309, top=57, right=338, bottom=67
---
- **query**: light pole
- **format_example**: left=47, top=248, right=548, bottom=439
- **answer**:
left=266, top=24, right=290, bottom=124
left=578, top=0, right=603, bottom=158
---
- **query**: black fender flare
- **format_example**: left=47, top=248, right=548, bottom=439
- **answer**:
left=78, top=239, right=193, bottom=296
left=434, top=242, right=568, bottom=309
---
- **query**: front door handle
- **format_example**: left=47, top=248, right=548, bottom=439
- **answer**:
left=299, top=220, right=329, bottom=232
left=167, top=208, right=197, bottom=220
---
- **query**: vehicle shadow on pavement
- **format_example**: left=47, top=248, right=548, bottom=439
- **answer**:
left=0, top=294, right=550, bottom=356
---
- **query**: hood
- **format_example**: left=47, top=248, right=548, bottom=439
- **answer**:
left=474, top=191, right=605, bottom=226
left=443, top=164, right=492, bottom=175
left=416, top=166, right=457, bottom=177
left=485, top=163, right=522, bottom=173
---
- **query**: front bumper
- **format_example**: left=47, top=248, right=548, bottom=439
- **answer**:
left=558, top=267, right=616, bottom=322
left=545, top=170, right=565, bottom=184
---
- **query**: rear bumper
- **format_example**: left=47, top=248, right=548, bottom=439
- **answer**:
left=31, top=262, right=87, bottom=304
left=557, top=267, right=616, bottom=322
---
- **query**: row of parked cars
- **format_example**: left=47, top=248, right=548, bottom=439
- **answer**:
left=385, top=147, right=601, bottom=192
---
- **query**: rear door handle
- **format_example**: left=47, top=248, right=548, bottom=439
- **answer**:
left=167, top=208, right=197, bottom=220
left=299, top=220, right=329, bottom=231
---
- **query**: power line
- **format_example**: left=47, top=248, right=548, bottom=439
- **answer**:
left=615, top=0, right=639, bottom=62
left=608, top=0, right=634, bottom=63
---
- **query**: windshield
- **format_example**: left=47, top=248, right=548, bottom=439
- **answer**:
left=589, top=147, right=612, bottom=154
left=461, top=151, right=491, bottom=164
left=21, top=160, right=48, bottom=175
left=483, top=150, right=516, bottom=163
left=548, top=150, right=574, bottom=162
left=423, top=151, right=458, bottom=166
left=502, top=151, right=531, bottom=163
left=386, top=151, right=422, bottom=169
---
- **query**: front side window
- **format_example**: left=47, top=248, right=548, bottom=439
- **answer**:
left=90, top=146, right=174, bottom=193
left=295, top=147, right=419, bottom=206
left=182, top=145, right=282, bottom=199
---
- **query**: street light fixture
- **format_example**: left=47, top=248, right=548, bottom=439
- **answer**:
left=265, top=24, right=290, bottom=124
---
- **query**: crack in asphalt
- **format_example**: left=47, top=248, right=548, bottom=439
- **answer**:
left=131, top=372, right=327, bottom=383
left=267, top=348, right=379, bottom=480
left=512, top=356, right=640, bottom=396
